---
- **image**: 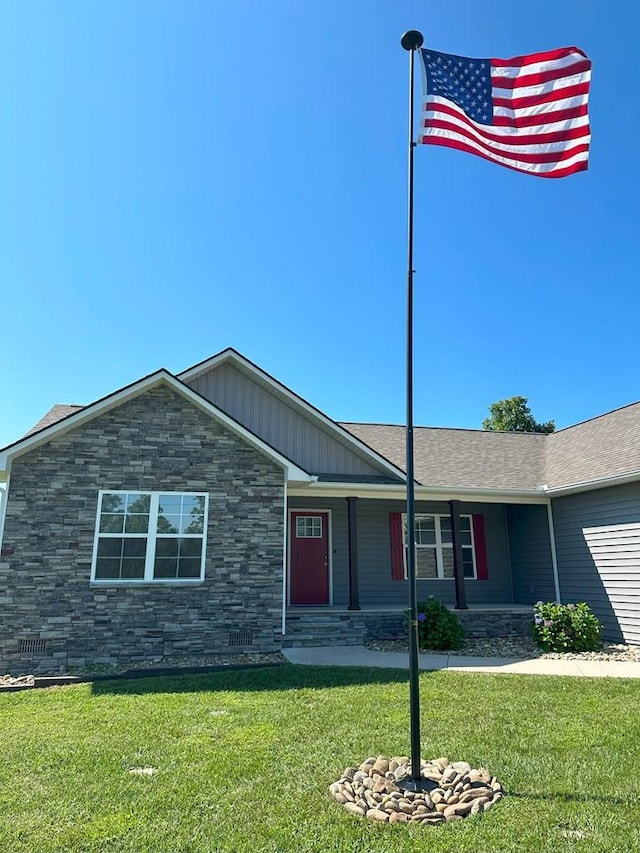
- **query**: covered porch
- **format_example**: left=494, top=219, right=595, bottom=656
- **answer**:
left=284, top=491, right=556, bottom=644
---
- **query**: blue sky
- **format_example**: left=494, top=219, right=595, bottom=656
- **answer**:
left=1, top=1, right=637, bottom=448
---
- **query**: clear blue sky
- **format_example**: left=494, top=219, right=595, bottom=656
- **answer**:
left=1, top=1, right=637, bottom=448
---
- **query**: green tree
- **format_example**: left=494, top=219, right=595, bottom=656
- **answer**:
left=482, top=395, right=555, bottom=433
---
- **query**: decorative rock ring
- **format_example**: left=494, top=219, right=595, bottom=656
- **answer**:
left=329, top=756, right=503, bottom=824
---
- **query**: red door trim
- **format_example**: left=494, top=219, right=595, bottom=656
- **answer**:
left=288, top=510, right=331, bottom=605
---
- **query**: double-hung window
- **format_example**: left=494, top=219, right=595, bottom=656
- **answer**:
left=91, top=491, right=208, bottom=583
left=402, top=513, right=476, bottom=579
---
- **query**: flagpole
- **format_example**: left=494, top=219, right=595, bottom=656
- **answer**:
left=400, top=28, right=424, bottom=788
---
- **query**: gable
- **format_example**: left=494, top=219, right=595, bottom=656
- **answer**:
left=182, top=359, right=401, bottom=481
left=0, top=372, right=311, bottom=484
left=9, top=384, right=286, bottom=487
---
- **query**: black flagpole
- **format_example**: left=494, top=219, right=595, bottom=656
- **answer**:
left=400, top=28, right=424, bottom=787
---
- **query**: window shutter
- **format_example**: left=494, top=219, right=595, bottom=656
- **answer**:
left=472, top=515, right=488, bottom=580
left=389, top=513, right=405, bottom=580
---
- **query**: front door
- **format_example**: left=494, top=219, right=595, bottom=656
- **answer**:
left=289, top=511, right=330, bottom=605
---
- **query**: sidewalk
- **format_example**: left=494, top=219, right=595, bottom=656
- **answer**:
left=282, top=644, right=640, bottom=678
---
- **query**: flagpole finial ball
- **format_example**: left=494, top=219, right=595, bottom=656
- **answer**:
left=401, top=30, right=424, bottom=51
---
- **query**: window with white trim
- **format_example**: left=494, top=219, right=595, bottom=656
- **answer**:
left=91, top=491, right=208, bottom=583
left=402, top=513, right=476, bottom=579
left=296, top=516, right=323, bottom=538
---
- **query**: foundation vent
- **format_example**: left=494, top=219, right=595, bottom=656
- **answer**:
left=228, top=631, right=253, bottom=648
left=19, top=638, right=47, bottom=654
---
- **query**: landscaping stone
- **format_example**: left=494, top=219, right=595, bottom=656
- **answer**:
left=365, top=636, right=640, bottom=662
left=330, top=756, right=503, bottom=825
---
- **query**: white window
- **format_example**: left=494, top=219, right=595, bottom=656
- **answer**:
left=91, top=491, right=208, bottom=583
left=402, top=513, right=476, bottom=580
left=296, top=516, right=323, bottom=538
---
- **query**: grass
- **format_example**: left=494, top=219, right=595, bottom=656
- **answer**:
left=1, top=664, right=640, bottom=853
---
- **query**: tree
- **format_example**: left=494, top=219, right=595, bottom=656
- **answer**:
left=482, top=395, right=555, bottom=433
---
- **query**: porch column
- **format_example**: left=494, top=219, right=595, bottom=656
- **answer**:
left=347, top=497, right=360, bottom=610
left=449, top=499, right=468, bottom=610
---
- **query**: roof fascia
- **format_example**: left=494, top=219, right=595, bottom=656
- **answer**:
left=177, top=348, right=407, bottom=482
left=0, top=371, right=312, bottom=483
left=543, top=469, right=640, bottom=497
left=287, top=481, right=549, bottom=504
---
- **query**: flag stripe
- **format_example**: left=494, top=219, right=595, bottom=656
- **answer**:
left=493, top=80, right=590, bottom=110
left=497, top=69, right=591, bottom=99
left=422, top=134, right=589, bottom=177
left=495, top=95, right=589, bottom=120
left=491, top=59, right=591, bottom=90
left=423, top=123, right=590, bottom=164
left=424, top=116, right=591, bottom=155
left=419, top=45, right=591, bottom=177
left=491, top=46, right=588, bottom=75
left=424, top=98, right=590, bottom=144
left=494, top=95, right=589, bottom=121
left=493, top=102, right=589, bottom=128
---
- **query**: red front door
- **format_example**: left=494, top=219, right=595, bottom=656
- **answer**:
left=289, top=512, right=329, bottom=605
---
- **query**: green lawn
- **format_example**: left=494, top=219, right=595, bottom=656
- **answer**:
left=1, top=664, right=639, bottom=853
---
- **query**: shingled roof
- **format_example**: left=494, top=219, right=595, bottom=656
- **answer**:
left=20, top=387, right=640, bottom=496
left=341, top=423, right=547, bottom=491
left=25, top=404, right=85, bottom=437
left=545, top=401, right=640, bottom=490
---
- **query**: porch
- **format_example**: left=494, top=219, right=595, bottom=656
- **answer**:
left=287, top=496, right=558, bottom=620
left=283, top=604, right=533, bottom=648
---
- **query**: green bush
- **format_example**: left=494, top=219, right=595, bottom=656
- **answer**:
left=532, top=600, right=602, bottom=652
left=405, top=597, right=465, bottom=651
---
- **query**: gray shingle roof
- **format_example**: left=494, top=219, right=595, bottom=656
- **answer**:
left=545, top=401, right=640, bottom=489
left=341, top=423, right=547, bottom=491
left=22, top=391, right=640, bottom=495
left=25, top=405, right=84, bottom=437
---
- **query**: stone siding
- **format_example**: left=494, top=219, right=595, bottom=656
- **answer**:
left=454, top=610, right=532, bottom=638
left=361, top=610, right=532, bottom=641
left=0, top=384, right=285, bottom=674
left=284, top=608, right=533, bottom=647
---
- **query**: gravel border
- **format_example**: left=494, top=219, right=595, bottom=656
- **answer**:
left=365, top=637, right=640, bottom=662
left=5, top=639, right=640, bottom=690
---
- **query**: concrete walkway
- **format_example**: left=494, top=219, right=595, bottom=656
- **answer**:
left=282, top=644, right=640, bottom=679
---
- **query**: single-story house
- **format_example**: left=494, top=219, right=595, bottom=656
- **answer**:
left=1, top=347, right=639, bottom=673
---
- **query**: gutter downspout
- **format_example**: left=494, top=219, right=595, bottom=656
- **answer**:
left=0, top=468, right=10, bottom=550
left=281, top=477, right=288, bottom=637
left=546, top=500, right=562, bottom=603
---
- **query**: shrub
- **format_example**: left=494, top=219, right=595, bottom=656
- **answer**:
left=532, top=600, right=602, bottom=652
left=405, top=597, right=465, bottom=651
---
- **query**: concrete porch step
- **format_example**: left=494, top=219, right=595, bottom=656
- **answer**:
left=284, top=612, right=367, bottom=647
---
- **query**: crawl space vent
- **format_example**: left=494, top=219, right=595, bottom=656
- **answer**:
left=19, top=638, right=47, bottom=654
left=228, top=631, right=253, bottom=648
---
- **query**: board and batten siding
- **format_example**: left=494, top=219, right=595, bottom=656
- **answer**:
left=506, top=504, right=556, bottom=605
left=186, top=363, right=387, bottom=478
left=551, top=481, right=640, bottom=644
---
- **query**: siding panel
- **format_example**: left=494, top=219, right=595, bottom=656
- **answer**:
left=358, top=500, right=513, bottom=607
left=506, top=505, right=556, bottom=604
left=187, top=363, right=387, bottom=477
left=287, top=498, right=514, bottom=608
left=552, top=482, right=640, bottom=643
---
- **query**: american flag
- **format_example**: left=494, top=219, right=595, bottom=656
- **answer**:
left=418, top=46, right=591, bottom=178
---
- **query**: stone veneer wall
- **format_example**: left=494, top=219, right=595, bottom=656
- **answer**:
left=0, top=384, right=285, bottom=674
left=359, top=610, right=532, bottom=640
